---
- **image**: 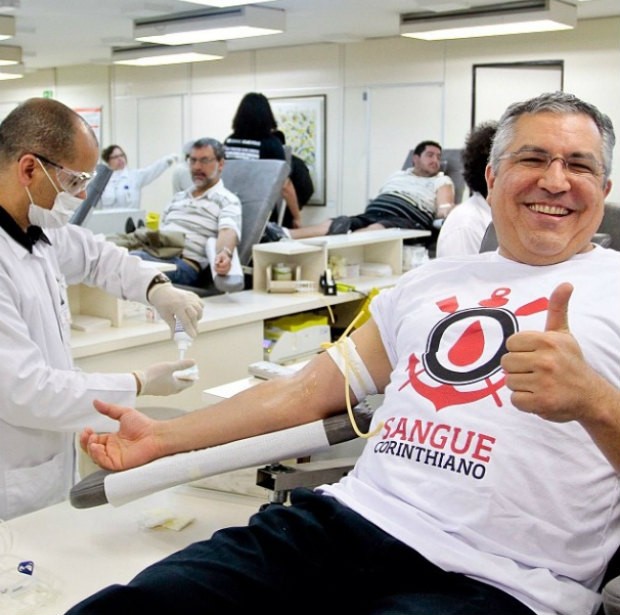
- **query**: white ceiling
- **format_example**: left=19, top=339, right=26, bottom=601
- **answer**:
left=6, top=0, right=620, bottom=72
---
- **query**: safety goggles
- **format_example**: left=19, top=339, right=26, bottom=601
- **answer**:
left=31, top=153, right=96, bottom=195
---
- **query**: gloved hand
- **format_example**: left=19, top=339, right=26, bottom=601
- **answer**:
left=167, top=153, right=180, bottom=165
left=134, top=359, right=197, bottom=396
left=148, top=283, right=203, bottom=338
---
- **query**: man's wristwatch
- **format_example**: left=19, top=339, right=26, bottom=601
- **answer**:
left=147, top=273, right=171, bottom=295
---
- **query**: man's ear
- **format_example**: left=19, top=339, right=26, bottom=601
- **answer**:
left=484, top=163, right=495, bottom=205
left=17, top=154, right=38, bottom=187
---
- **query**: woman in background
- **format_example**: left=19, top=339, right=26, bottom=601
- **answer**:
left=99, top=144, right=177, bottom=210
left=224, top=93, right=302, bottom=228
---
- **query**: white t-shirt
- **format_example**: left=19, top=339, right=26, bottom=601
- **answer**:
left=436, top=192, right=492, bottom=257
left=321, top=247, right=620, bottom=615
left=379, top=169, right=454, bottom=217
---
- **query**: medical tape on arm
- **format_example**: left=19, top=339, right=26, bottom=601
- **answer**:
left=325, top=336, right=381, bottom=439
left=326, top=336, right=377, bottom=401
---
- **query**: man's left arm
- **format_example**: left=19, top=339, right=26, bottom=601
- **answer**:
left=213, top=227, right=239, bottom=276
left=435, top=180, right=456, bottom=219
left=502, top=283, right=620, bottom=472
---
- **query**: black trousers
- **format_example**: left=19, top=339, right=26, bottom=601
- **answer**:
left=65, top=489, right=536, bottom=615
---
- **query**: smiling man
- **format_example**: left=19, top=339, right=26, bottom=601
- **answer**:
left=487, top=106, right=612, bottom=265
left=67, top=92, right=620, bottom=615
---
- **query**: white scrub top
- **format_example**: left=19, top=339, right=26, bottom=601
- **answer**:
left=99, top=156, right=173, bottom=210
left=0, top=223, right=160, bottom=519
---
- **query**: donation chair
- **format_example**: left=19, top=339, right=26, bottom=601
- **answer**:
left=174, top=158, right=289, bottom=297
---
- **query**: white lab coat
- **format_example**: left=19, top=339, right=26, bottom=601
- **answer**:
left=99, top=156, right=173, bottom=210
left=0, top=223, right=160, bottom=519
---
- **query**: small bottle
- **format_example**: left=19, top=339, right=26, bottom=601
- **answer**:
left=172, top=319, right=200, bottom=382
left=272, top=262, right=293, bottom=281
left=174, top=318, right=192, bottom=360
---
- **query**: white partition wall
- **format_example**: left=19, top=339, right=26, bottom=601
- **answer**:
left=366, top=83, right=444, bottom=202
left=137, top=95, right=184, bottom=213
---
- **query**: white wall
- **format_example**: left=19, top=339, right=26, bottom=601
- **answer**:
left=0, top=17, right=618, bottom=216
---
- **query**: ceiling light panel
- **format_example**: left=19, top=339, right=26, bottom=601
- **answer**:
left=113, top=42, right=227, bottom=66
left=180, top=0, right=277, bottom=6
left=400, top=0, right=576, bottom=41
left=134, top=5, right=285, bottom=45
left=0, top=14, right=14, bottom=40
left=0, top=43, right=20, bottom=65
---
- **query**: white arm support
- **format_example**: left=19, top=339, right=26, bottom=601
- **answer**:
left=206, top=236, right=244, bottom=293
left=70, top=410, right=369, bottom=509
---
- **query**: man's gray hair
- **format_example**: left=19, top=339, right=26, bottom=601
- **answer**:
left=191, top=137, right=225, bottom=161
left=490, top=91, right=615, bottom=181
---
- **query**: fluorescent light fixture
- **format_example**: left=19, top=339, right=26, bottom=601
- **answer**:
left=0, top=62, right=23, bottom=80
left=0, top=0, right=19, bottom=13
left=0, top=43, right=19, bottom=65
left=0, top=14, right=14, bottom=40
left=400, top=0, right=576, bottom=41
left=112, top=42, right=227, bottom=66
left=180, top=0, right=276, bottom=6
left=134, top=5, right=285, bottom=45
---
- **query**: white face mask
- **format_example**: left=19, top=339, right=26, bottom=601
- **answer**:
left=27, top=191, right=83, bottom=228
left=26, top=159, right=83, bottom=228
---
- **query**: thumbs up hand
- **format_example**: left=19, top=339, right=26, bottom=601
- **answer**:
left=501, top=282, right=594, bottom=423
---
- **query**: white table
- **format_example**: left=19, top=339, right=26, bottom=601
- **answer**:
left=4, top=487, right=268, bottom=615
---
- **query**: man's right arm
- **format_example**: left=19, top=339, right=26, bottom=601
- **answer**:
left=83, top=319, right=393, bottom=470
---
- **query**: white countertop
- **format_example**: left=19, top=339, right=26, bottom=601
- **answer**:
left=4, top=487, right=268, bottom=615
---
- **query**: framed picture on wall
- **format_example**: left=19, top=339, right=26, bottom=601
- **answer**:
left=271, top=94, right=326, bottom=205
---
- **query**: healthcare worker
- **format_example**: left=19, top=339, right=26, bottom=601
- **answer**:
left=99, top=144, right=177, bottom=210
left=0, top=97, right=204, bottom=520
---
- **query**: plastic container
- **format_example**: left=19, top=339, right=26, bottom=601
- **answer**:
left=359, top=262, right=393, bottom=277
left=146, top=212, right=160, bottom=231
left=272, top=263, right=293, bottom=281
left=174, top=318, right=192, bottom=359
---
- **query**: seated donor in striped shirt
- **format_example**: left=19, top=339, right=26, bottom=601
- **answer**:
left=264, top=140, right=455, bottom=241
left=131, top=138, right=241, bottom=287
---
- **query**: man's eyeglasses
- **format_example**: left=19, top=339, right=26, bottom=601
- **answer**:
left=499, top=148, right=604, bottom=177
left=188, top=156, right=217, bottom=166
left=32, top=153, right=96, bottom=195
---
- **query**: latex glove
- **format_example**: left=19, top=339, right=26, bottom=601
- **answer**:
left=134, top=359, right=197, bottom=396
left=148, top=283, right=203, bottom=338
left=167, top=153, right=180, bottom=165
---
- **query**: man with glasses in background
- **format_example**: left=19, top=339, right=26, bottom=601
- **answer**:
left=129, top=137, right=241, bottom=287
left=0, top=97, right=204, bottom=520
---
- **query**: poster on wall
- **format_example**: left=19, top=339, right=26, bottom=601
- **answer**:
left=75, top=107, right=102, bottom=146
left=271, top=95, right=326, bottom=205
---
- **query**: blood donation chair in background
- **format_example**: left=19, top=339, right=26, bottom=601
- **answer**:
left=173, top=158, right=289, bottom=297
left=70, top=163, right=113, bottom=226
